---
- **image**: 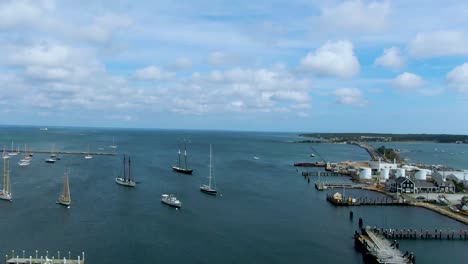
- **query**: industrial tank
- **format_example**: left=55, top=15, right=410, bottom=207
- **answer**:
left=381, top=168, right=390, bottom=181
left=415, top=169, right=427, bottom=180
left=396, top=168, right=406, bottom=178
left=359, top=167, right=372, bottom=180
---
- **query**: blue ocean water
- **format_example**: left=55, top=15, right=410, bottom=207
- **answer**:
left=0, top=127, right=466, bottom=264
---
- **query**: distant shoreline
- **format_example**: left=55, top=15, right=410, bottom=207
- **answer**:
left=299, top=133, right=468, bottom=144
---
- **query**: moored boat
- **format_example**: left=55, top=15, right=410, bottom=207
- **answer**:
left=115, top=155, right=136, bottom=187
left=161, top=194, right=181, bottom=208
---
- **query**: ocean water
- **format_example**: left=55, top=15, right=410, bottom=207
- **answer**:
left=369, top=141, right=468, bottom=170
left=0, top=127, right=466, bottom=264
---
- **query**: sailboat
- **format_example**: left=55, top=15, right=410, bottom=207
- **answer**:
left=19, top=144, right=31, bottom=166
left=200, top=144, right=217, bottom=195
left=115, top=155, right=136, bottom=187
left=0, top=156, right=12, bottom=201
left=45, top=144, right=57, bottom=163
left=172, top=144, right=193, bottom=174
left=2, top=147, right=9, bottom=159
left=109, top=137, right=117, bottom=149
left=56, top=171, right=71, bottom=207
left=85, top=145, right=92, bottom=159
left=8, top=141, right=17, bottom=156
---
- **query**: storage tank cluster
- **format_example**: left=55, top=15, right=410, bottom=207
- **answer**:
left=359, top=167, right=372, bottom=180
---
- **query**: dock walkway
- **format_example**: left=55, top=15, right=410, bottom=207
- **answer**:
left=355, top=227, right=413, bottom=264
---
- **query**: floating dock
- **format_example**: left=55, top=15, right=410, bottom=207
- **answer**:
left=316, top=182, right=367, bottom=190
left=355, top=227, right=414, bottom=264
left=373, top=227, right=468, bottom=240
left=326, top=194, right=408, bottom=206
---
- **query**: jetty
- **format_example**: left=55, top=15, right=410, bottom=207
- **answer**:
left=355, top=226, right=414, bottom=264
left=5, top=250, right=84, bottom=264
left=350, top=142, right=385, bottom=161
left=1, top=149, right=116, bottom=156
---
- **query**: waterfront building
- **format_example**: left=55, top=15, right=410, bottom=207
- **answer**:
left=368, top=158, right=398, bottom=172
left=387, top=177, right=415, bottom=193
left=414, top=180, right=438, bottom=193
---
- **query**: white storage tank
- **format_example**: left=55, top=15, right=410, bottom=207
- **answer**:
left=381, top=168, right=390, bottom=181
left=359, top=167, right=372, bottom=180
left=415, top=169, right=427, bottom=180
left=396, top=168, right=406, bottom=178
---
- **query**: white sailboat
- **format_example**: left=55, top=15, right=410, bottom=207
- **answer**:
left=19, top=144, right=31, bottom=166
left=45, top=144, right=57, bottom=163
left=115, top=155, right=136, bottom=187
left=56, top=171, right=71, bottom=207
left=0, top=156, right=12, bottom=201
left=85, top=145, right=92, bottom=159
left=200, top=144, right=217, bottom=195
left=8, top=141, right=17, bottom=156
left=109, top=137, right=117, bottom=149
left=2, top=147, right=9, bottom=159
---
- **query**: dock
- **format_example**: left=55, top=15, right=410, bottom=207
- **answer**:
left=326, top=194, right=408, bottom=206
left=302, top=171, right=352, bottom=177
left=5, top=251, right=84, bottom=264
left=1, top=149, right=116, bottom=156
left=315, top=182, right=366, bottom=190
left=371, top=227, right=468, bottom=240
left=355, top=226, right=414, bottom=264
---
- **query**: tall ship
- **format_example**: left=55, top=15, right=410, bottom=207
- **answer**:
left=200, top=144, right=217, bottom=195
left=57, top=171, right=71, bottom=207
left=0, top=155, right=12, bottom=201
left=172, top=144, right=193, bottom=174
left=115, top=155, right=136, bottom=187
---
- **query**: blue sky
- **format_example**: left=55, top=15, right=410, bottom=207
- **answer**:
left=0, top=0, right=468, bottom=133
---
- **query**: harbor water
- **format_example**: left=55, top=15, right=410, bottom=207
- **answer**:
left=0, top=127, right=466, bottom=264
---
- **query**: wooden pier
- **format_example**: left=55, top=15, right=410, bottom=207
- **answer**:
left=315, top=182, right=367, bottom=190
left=371, top=227, right=468, bottom=240
left=355, top=227, right=414, bottom=264
left=1, top=149, right=116, bottom=156
left=302, top=171, right=352, bottom=177
left=5, top=251, right=84, bottom=264
left=326, top=194, right=408, bottom=206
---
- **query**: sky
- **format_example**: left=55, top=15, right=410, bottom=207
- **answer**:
left=0, top=0, right=468, bottom=133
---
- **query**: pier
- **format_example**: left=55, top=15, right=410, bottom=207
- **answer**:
left=315, top=182, right=366, bottom=190
left=355, top=226, right=414, bottom=264
left=5, top=250, right=84, bottom=264
left=302, top=171, right=351, bottom=177
left=326, top=194, right=408, bottom=206
left=370, top=227, right=468, bottom=240
left=2, top=149, right=116, bottom=156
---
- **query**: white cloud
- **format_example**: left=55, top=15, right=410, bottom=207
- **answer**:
left=319, top=0, right=390, bottom=32
left=392, top=72, right=424, bottom=89
left=333, top=88, right=366, bottom=106
left=374, top=47, right=405, bottom=69
left=79, top=14, right=132, bottom=43
left=446, top=63, right=468, bottom=93
left=172, top=57, right=192, bottom=70
left=409, top=31, right=468, bottom=58
left=134, top=66, right=175, bottom=81
left=300, top=40, right=360, bottom=78
left=0, top=0, right=43, bottom=29
left=208, top=51, right=237, bottom=66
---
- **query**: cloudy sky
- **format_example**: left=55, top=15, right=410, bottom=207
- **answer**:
left=1, top=0, right=468, bottom=133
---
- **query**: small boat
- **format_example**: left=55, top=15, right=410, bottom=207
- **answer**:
left=40, top=128, right=48, bottom=131
left=172, top=144, right=193, bottom=174
left=0, top=156, right=12, bottom=201
left=109, top=137, right=117, bottom=149
left=84, top=144, right=92, bottom=159
left=115, top=155, right=136, bottom=187
left=56, top=171, right=71, bottom=207
left=45, top=158, right=56, bottom=163
left=253, top=156, right=260, bottom=160
left=161, top=194, right=181, bottom=208
left=18, top=161, right=30, bottom=167
left=200, top=144, right=217, bottom=195
left=310, top=154, right=316, bottom=157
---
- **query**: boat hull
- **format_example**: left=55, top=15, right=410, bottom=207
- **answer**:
left=0, top=192, right=12, bottom=201
left=161, top=200, right=181, bottom=208
left=45, top=159, right=56, bottom=163
left=172, top=166, right=193, bottom=174
left=56, top=201, right=71, bottom=206
left=115, top=177, right=136, bottom=187
left=200, top=186, right=217, bottom=195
